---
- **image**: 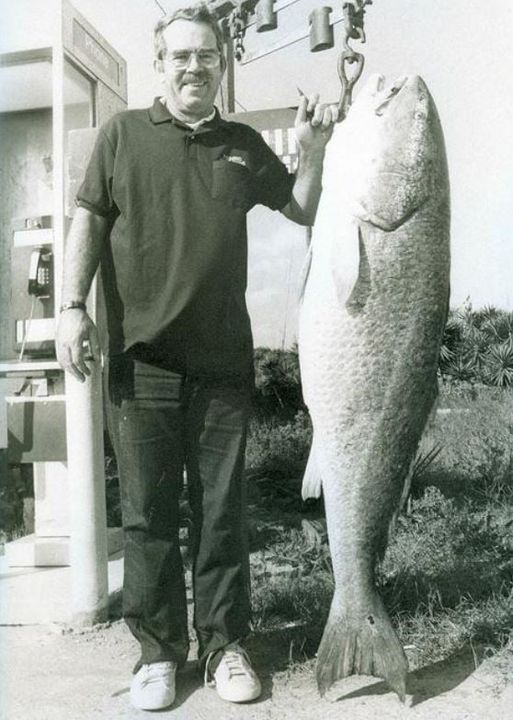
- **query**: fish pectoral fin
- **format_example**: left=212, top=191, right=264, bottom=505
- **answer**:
left=333, top=226, right=370, bottom=313
left=302, top=443, right=322, bottom=499
left=316, top=599, right=408, bottom=701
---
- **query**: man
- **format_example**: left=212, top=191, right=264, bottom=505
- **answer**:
left=56, top=3, right=337, bottom=712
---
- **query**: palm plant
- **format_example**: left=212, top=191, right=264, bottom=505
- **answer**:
left=439, top=304, right=513, bottom=386
left=483, top=336, right=513, bottom=387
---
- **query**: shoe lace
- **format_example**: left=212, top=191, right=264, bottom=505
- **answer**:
left=205, top=648, right=253, bottom=687
left=140, top=662, right=175, bottom=687
left=221, top=650, right=253, bottom=678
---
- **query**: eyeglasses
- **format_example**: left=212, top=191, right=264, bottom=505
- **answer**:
left=163, top=49, right=221, bottom=69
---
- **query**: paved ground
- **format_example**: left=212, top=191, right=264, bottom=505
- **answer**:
left=2, top=619, right=512, bottom=720
left=1, top=531, right=512, bottom=720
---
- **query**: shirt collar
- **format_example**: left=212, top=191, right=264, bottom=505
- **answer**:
left=148, top=97, right=231, bottom=134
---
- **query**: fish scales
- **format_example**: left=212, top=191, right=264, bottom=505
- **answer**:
left=298, top=75, right=450, bottom=700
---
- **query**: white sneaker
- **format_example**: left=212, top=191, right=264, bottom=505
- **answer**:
left=206, top=646, right=262, bottom=703
left=129, top=661, right=177, bottom=710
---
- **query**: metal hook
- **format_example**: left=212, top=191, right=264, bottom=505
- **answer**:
left=336, top=0, right=371, bottom=119
left=337, top=50, right=365, bottom=120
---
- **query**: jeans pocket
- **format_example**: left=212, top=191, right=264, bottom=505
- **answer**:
left=131, top=361, right=185, bottom=403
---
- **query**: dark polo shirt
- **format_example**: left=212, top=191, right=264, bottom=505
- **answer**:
left=76, top=98, right=294, bottom=380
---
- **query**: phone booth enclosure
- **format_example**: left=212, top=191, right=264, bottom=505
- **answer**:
left=0, top=0, right=127, bottom=458
left=0, top=0, right=127, bottom=363
left=0, top=58, right=95, bottom=359
left=0, top=1, right=127, bottom=574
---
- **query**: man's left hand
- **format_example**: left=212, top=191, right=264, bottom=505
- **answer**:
left=280, top=93, right=339, bottom=226
left=295, top=94, right=339, bottom=152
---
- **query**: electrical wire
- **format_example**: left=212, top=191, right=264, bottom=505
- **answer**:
left=153, top=0, right=166, bottom=16
left=18, top=295, right=37, bottom=363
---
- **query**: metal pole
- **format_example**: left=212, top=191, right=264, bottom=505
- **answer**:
left=223, top=32, right=236, bottom=113
left=65, top=360, right=109, bottom=625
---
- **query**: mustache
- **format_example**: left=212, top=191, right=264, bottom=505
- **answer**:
left=182, top=72, right=208, bottom=83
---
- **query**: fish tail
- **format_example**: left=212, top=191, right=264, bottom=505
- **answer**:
left=316, top=597, right=408, bottom=701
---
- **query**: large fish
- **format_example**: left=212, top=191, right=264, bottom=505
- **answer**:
left=298, top=75, right=450, bottom=700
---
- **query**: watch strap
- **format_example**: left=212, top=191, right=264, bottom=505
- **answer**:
left=60, top=301, right=87, bottom=313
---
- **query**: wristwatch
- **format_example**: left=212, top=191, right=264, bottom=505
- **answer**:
left=59, top=301, right=87, bottom=313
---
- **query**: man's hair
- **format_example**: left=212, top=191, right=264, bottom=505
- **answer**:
left=154, top=3, right=225, bottom=61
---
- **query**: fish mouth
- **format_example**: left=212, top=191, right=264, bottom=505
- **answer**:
left=374, top=76, right=408, bottom=116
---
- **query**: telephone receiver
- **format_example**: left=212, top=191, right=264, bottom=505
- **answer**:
left=28, top=247, right=53, bottom=297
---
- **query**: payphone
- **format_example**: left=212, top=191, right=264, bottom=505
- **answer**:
left=11, top=216, right=55, bottom=358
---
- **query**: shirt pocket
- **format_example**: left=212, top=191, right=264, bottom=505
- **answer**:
left=211, top=159, right=252, bottom=210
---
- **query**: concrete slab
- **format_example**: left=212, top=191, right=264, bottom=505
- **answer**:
left=0, top=551, right=124, bottom=625
left=5, top=527, right=124, bottom=567
left=5, top=533, right=71, bottom=567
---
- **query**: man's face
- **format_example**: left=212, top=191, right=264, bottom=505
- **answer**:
left=156, top=20, right=224, bottom=122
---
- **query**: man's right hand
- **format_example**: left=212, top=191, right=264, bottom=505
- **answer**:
left=56, top=308, right=101, bottom=383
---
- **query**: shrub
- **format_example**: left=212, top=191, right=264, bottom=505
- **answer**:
left=417, top=388, right=513, bottom=500
left=251, top=571, right=333, bottom=632
left=104, top=455, right=122, bottom=527
left=482, top=336, right=513, bottom=387
left=253, top=346, right=304, bottom=420
left=246, top=410, right=312, bottom=485
left=395, top=590, right=513, bottom=670
left=380, top=487, right=513, bottom=611
left=249, top=486, right=513, bottom=671
left=0, top=460, right=33, bottom=543
left=439, top=303, right=513, bottom=386
left=251, top=525, right=333, bottom=630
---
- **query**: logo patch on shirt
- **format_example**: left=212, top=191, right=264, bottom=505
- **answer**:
left=225, top=155, right=247, bottom=167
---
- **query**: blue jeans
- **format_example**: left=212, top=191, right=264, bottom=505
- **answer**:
left=105, top=356, right=252, bottom=671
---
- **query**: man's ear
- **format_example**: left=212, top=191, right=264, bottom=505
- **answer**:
left=154, top=58, right=164, bottom=75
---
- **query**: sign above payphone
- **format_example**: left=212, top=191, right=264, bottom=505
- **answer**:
left=72, top=21, right=120, bottom=86
left=62, top=0, right=127, bottom=102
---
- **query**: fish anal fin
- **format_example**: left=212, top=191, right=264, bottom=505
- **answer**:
left=302, top=443, right=322, bottom=500
left=316, top=600, right=408, bottom=702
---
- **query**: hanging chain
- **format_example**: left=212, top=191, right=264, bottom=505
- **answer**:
left=337, top=0, right=372, bottom=119
left=228, top=3, right=248, bottom=61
